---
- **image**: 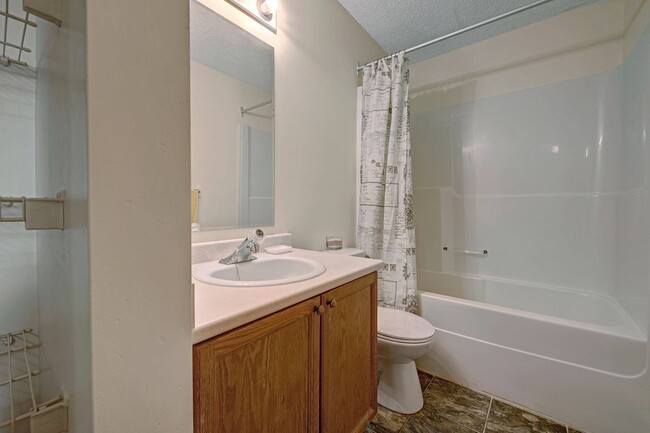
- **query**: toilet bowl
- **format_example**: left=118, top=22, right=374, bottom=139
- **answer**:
left=377, top=306, right=436, bottom=414
left=321, top=248, right=435, bottom=414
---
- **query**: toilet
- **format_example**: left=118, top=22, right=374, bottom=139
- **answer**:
left=377, top=306, right=435, bottom=414
left=323, top=247, right=436, bottom=415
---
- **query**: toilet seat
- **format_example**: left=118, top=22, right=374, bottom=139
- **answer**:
left=378, top=306, right=435, bottom=343
left=378, top=333, right=434, bottom=344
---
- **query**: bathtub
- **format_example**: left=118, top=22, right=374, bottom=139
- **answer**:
left=416, top=273, right=649, bottom=433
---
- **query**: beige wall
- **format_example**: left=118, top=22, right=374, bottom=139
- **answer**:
left=84, top=0, right=383, bottom=426
left=86, top=0, right=192, bottom=431
left=191, top=0, right=385, bottom=249
left=191, top=60, right=272, bottom=230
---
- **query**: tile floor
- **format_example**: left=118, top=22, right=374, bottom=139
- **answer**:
left=367, top=370, right=586, bottom=433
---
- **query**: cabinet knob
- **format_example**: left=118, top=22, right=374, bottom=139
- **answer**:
left=315, top=305, right=325, bottom=315
left=327, top=299, right=338, bottom=309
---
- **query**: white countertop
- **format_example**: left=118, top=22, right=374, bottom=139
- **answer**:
left=192, top=248, right=383, bottom=344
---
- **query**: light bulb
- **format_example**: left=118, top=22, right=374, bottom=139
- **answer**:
left=259, top=0, right=276, bottom=18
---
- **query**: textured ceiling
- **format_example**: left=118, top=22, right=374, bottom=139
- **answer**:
left=337, top=0, right=601, bottom=63
left=190, top=0, right=273, bottom=91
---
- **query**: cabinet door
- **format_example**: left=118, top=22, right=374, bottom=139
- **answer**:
left=320, top=272, right=378, bottom=433
left=193, top=297, right=321, bottom=433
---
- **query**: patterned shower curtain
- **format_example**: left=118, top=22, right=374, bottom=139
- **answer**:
left=358, top=52, right=418, bottom=313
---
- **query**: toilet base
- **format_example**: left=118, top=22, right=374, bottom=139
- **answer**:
left=377, top=357, right=423, bottom=415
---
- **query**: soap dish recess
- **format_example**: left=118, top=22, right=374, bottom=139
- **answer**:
left=265, top=245, right=292, bottom=254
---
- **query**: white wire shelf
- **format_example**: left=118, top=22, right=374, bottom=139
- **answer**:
left=0, top=195, right=64, bottom=230
left=0, top=329, right=38, bottom=432
left=0, top=328, right=68, bottom=432
left=0, top=0, right=37, bottom=70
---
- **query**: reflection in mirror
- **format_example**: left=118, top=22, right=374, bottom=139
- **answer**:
left=190, top=0, right=274, bottom=231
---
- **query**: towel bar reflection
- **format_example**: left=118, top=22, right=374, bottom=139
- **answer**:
left=0, top=195, right=64, bottom=230
left=240, top=99, right=273, bottom=117
left=443, top=246, right=488, bottom=256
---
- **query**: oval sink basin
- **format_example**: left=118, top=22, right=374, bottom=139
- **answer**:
left=193, top=254, right=326, bottom=287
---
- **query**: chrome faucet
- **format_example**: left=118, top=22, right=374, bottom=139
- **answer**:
left=219, top=229, right=265, bottom=265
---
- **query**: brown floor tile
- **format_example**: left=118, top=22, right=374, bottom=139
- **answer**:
left=418, top=369, right=433, bottom=391
left=367, top=423, right=396, bottom=433
left=370, top=374, right=576, bottom=433
left=422, top=376, right=491, bottom=432
left=401, top=410, right=479, bottom=433
left=486, top=400, right=567, bottom=433
left=371, top=405, right=409, bottom=433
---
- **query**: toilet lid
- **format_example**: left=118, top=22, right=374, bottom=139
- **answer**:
left=377, top=306, right=436, bottom=342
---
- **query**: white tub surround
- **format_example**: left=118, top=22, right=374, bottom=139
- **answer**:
left=407, top=4, right=650, bottom=431
left=192, top=235, right=383, bottom=343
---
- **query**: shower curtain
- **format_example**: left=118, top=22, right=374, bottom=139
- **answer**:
left=358, top=51, right=418, bottom=313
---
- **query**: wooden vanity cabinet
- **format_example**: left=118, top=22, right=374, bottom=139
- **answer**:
left=193, top=296, right=321, bottom=433
left=193, top=272, right=377, bottom=433
left=320, top=272, right=377, bottom=433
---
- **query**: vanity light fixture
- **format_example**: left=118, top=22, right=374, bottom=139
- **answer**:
left=225, top=0, right=277, bottom=32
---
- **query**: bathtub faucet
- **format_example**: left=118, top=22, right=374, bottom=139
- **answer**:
left=219, top=229, right=265, bottom=265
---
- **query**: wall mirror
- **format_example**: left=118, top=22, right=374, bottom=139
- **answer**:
left=190, top=0, right=274, bottom=231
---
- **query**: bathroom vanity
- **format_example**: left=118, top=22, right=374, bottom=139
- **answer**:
left=192, top=243, right=382, bottom=433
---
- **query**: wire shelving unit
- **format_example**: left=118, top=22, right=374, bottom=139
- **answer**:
left=0, top=0, right=36, bottom=70
left=0, top=329, right=67, bottom=433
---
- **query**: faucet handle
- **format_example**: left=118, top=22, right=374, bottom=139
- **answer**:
left=219, top=229, right=265, bottom=265
left=244, top=229, right=264, bottom=253
left=252, top=229, right=265, bottom=242
left=246, top=229, right=265, bottom=245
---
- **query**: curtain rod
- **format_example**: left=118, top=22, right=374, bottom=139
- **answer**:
left=357, top=0, right=556, bottom=74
